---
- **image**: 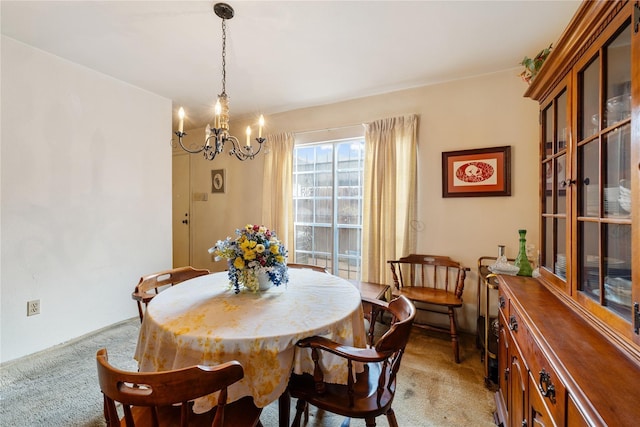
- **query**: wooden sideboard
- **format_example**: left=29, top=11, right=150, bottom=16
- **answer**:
left=495, top=1, right=640, bottom=425
left=495, top=275, right=640, bottom=426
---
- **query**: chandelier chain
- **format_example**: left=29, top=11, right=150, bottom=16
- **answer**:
left=173, top=3, right=266, bottom=161
left=221, top=18, right=227, bottom=96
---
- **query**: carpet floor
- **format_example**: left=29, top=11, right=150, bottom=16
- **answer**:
left=0, top=318, right=497, bottom=426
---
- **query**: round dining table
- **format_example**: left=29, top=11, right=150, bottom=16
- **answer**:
left=134, top=268, right=366, bottom=416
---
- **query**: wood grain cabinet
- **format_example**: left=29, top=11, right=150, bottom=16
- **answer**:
left=496, top=295, right=509, bottom=424
left=507, top=332, right=527, bottom=427
left=497, top=285, right=566, bottom=427
left=566, top=395, right=590, bottom=427
left=496, top=277, right=640, bottom=426
left=495, top=4, right=639, bottom=425
left=527, top=339, right=565, bottom=425
left=528, top=376, right=555, bottom=427
left=527, top=0, right=639, bottom=342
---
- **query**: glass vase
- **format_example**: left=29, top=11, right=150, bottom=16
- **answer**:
left=257, top=271, right=273, bottom=291
left=497, top=245, right=507, bottom=264
left=514, top=229, right=533, bottom=277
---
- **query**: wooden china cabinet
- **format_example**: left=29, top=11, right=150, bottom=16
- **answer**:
left=494, top=1, right=640, bottom=426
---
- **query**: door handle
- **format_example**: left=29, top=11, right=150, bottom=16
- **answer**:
left=182, top=219, right=188, bottom=224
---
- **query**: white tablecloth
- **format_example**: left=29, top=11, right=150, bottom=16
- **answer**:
left=134, top=269, right=366, bottom=411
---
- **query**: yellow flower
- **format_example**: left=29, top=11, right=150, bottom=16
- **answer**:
left=270, top=244, right=280, bottom=254
left=276, top=255, right=285, bottom=263
left=240, top=239, right=257, bottom=251
left=233, top=257, right=245, bottom=269
left=240, top=240, right=258, bottom=252
left=255, top=244, right=265, bottom=253
left=243, top=249, right=257, bottom=261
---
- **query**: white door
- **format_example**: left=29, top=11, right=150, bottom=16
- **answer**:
left=172, top=153, right=190, bottom=267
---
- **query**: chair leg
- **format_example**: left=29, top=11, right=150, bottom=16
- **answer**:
left=364, top=417, right=377, bottom=427
left=291, top=399, right=306, bottom=427
left=102, top=395, right=109, bottom=425
left=386, top=408, right=399, bottom=427
left=279, top=389, right=291, bottom=427
left=448, top=307, right=460, bottom=363
left=137, top=302, right=144, bottom=323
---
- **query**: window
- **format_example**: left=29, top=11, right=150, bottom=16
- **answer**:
left=293, top=138, right=364, bottom=280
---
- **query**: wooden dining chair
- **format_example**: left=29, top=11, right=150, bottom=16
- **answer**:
left=288, top=296, right=416, bottom=427
left=96, top=348, right=263, bottom=427
left=387, top=254, right=469, bottom=363
left=287, top=263, right=329, bottom=273
left=131, top=266, right=210, bottom=322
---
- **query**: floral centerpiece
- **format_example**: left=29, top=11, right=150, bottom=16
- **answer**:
left=209, top=224, right=288, bottom=293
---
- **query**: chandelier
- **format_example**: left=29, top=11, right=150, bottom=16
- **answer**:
left=174, top=3, right=266, bottom=161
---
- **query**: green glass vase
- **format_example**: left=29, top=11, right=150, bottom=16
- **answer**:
left=514, top=229, right=533, bottom=277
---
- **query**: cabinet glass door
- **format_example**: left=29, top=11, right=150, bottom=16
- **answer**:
left=576, top=22, right=632, bottom=321
left=541, top=88, right=568, bottom=282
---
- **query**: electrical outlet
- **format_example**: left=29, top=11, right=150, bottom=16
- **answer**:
left=27, top=299, right=40, bottom=316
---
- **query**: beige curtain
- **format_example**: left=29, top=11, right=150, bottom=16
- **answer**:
left=261, top=132, right=295, bottom=253
left=362, top=115, right=418, bottom=284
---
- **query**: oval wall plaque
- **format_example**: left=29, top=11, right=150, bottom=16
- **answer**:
left=455, top=161, right=495, bottom=183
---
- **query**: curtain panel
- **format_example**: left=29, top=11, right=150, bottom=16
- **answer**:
left=261, top=132, right=295, bottom=253
left=362, top=115, right=418, bottom=284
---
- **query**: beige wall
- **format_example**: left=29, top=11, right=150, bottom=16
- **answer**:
left=180, top=68, right=540, bottom=333
left=1, top=37, right=172, bottom=363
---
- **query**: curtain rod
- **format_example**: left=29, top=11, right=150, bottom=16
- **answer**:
left=293, top=123, right=365, bottom=136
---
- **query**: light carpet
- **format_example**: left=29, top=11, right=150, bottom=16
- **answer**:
left=0, top=318, right=496, bottom=426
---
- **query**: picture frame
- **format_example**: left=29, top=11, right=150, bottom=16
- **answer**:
left=442, top=146, right=511, bottom=198
left=211, top=169, right=226, bottom=194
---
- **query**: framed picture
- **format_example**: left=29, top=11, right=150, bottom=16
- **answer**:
left=211, top=169, right=226, bottom=194
left=442, top=146, right=511, bottom=197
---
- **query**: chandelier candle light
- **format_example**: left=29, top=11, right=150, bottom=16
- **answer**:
left=174, top=3, right=267, bottom=161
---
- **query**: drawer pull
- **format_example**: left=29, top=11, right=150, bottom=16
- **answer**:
left=509, top=315, right=518, bottom=331
left=499, top=296, right=506, bottom=309
left=538, top=369, right=556, bottom=403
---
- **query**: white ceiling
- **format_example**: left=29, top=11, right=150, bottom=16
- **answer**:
left=1, top=1, right=581, bottom=130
